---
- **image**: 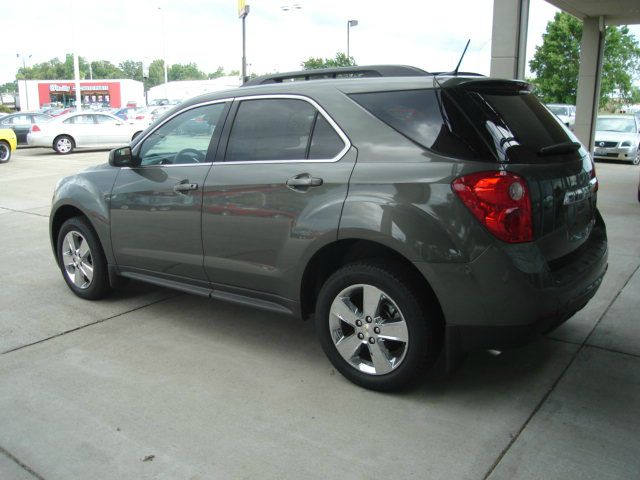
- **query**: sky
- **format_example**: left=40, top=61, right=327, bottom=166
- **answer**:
left=1, top=0, right=639, bottom=84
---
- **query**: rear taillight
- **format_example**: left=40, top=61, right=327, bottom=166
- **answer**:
left=135, top=115, right=144, bottom=120
left=452, top=171, right=532, bottom=243
left=31, top=125, right=41, bottom=132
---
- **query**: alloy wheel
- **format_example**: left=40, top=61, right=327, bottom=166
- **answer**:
left=329, top=284, right=409, bottom=375
left=0, top=143, right=9, bottom=162
left=61, top=231, right=94, bottom=289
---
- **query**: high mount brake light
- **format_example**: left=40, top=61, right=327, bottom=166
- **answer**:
left=452, top=171, right=533, bottom=243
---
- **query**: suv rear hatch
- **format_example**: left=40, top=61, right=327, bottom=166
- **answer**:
left=350, top=78, right=604, bottom=284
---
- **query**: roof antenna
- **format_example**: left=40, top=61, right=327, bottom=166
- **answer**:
left=452, top=39, right=471, bottom=76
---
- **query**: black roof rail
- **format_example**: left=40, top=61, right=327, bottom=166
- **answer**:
left=241, top=65, right=430, bottom=86
left=432, top=71, right=486, bottom=77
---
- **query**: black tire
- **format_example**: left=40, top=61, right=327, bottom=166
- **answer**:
left=315, top=261, right=442, bottom=391
left=57, top=216, right=111, bottom=300
left=0, top=140, right=10, bottom=163
left=633, top=146, right=640, bottom=166
left=53, top=135, right=74, bottom=154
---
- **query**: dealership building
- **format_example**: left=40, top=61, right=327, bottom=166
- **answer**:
left=17, top=79, right=145, bottom=111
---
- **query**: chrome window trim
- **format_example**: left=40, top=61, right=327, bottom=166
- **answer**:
left=221, top=93, right=351, bottom=165
left=127, top=98, right=233, bottom=169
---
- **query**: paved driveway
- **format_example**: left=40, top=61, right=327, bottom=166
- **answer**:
left=1, top=148, right=639, bottom=480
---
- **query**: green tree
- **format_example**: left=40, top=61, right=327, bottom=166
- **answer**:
left=530, top=12, right=640, bottom=105
left=119, top=60, right=143, bottom=81
left=0, top=81, right=17, bottom=93
left=301, top=52, right=356, bottom=70
left=146, top=59, right=166, bottom=89
left=89, top=60, right=122, bottom=79
left=168, top=62, right=207, bottom=81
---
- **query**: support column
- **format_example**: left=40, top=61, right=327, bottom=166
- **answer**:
left=574, top=16, right=605, bottom=149
left=490, top=0, right=530, bottom=79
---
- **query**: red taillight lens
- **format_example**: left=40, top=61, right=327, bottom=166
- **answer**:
left=452, top=171, right=532, bottom=243
left=31, top=124, right=41, bottom=132
left=135, top=115, right=144, bottom=120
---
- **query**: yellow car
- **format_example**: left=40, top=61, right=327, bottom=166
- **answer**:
left=0, top=128, right=17, bottom=163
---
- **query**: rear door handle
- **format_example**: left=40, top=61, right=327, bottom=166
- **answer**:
left=173, top=181, right=199, bottom=193
left=286, top=175, right=323, bottom=188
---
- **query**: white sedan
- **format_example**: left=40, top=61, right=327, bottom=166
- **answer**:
left=27, top=112, right=146, bottom=154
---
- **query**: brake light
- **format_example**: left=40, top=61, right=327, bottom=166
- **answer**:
left=31, top=124, right=41, bottom=132
left=452, top=171, right=532, bottom=243
left=135, top=115, right=144, bottom=120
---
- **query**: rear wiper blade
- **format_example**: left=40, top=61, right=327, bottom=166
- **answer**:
left=538, top=141, right=581, bottom=157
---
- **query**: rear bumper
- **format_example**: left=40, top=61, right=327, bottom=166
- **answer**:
left=414, top=211, right=608, bottom=361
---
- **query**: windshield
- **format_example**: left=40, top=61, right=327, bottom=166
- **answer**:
left=596, top=117, right=636, bottom=133
left=548, top=105, right=569, bottom=116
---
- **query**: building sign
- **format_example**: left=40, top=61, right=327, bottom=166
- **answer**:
left=38, top=81, right=122, bottom=108
left=49, top=84, right=110, bottom=92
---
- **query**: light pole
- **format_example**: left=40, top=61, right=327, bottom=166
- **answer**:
left=158, top=6, right=169, bottom=97
left=239, top=1, right=250, bottom=83
left=16, top=53, right=31, bottom=111
left=347, top=19, right=358, bottom=59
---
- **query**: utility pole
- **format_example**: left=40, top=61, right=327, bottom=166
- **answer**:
left=347, top=19, right=358, bottom=59
left=16, top=53, right=31, bottom=111
left=239, top=0, right=250, bottom=83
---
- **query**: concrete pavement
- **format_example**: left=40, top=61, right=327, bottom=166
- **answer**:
left=1, top=148, right=638, bottom=479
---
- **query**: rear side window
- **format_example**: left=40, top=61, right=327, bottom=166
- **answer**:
left=350, top=89, right=487, bottom=160
left=225, top=98, right=345, bottom=161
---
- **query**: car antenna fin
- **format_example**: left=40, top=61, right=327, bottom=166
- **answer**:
left=452, top=39, right=471, bottom=76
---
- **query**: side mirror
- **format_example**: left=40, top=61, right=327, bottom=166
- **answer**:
left=109, top=146, right=133, bottom=167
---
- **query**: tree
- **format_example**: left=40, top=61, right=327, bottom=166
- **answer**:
left=168, top=62, right=207, bottom=81
left=119, top=60, right=143, bottom=81
left=530, top=12, right=640, bottom=106
left=301, top=52, right=356, bottom=70
left=89, top=60, right=122, bottom=79
left=0, top=81, right=17, bottom=93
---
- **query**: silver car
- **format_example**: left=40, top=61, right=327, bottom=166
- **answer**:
left=593, top=115, right=640, bottom=165
left=547, top=103, right=576, bottom=130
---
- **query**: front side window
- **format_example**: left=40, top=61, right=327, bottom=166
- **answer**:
left=226, top=98, right=318, bottom=161
left=138, top=103, right=226, bottom=166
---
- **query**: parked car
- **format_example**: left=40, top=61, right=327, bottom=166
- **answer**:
left=133, top=105, right=172, bottom=125
left=0, top=112, right=53, bottom=144
left=28, top=112, right=145, bottom=154
left=113, top=107, right=140, bottom=121
left=49, top=65, right=607, bottom=391
left=0, top=128, right=17, bottom=163
left=547, top=104, right=576, bottom=129
left=593, top=114, right=640, bottom=165
left=49, top=107, right=75, bottom=117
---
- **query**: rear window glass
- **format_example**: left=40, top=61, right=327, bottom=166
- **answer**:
left=460, top=85, right=580, bottom=162
left=350, top=89, right=488, bottom=160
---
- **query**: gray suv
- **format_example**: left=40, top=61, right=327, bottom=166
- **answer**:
left=50, top=66, right=608, bottom=391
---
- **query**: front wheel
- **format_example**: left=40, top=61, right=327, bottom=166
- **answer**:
left=632, top=147, right=640, bottom=165
left=53, top=135, right=74, bottom=154
left=57, top=217, right=111, bottom=300
left=0, top=140, right=11, bottom=163
left=315, top=261, right=442, bottom=391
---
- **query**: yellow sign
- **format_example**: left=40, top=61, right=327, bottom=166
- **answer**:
left=238, top=0, right=248, bottom=18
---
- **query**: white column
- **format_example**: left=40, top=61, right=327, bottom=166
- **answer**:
left=490, top=0, right=530, bottom=79
left=574, top=16, right=605, bottom=149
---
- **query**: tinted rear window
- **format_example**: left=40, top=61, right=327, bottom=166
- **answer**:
left=350, top=89, right=489, bottom=160
left=458, top=84, right=581, bottom=163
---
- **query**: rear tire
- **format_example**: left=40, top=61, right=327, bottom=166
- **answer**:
left=57, top=216, right=111, bottom=300
left=315, top=261, right=442, bottom=391
left=53, top=135, right=74, bottom=154
left=0, top=140, right=10, bottom=163
left=633, top=146, right=640, bottom=165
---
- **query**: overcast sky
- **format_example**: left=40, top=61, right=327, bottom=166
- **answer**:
left=1, top=0, right=639, bottom=84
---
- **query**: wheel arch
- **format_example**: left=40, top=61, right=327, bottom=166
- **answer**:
left=299, top=238, right=444, bottom=324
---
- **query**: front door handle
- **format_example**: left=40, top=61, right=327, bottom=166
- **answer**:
left=286, top=175, right=323, bottom=188
left=173, top=181, right=199, bottom=193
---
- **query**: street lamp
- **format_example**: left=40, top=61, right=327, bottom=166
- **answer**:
left=347, top=19, right=358, bottom=59
left=239, top=1, right=250, bottom=84
left=16, top=53, right=32, bottom=111
left=158, top=6, right=169, bottom=96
